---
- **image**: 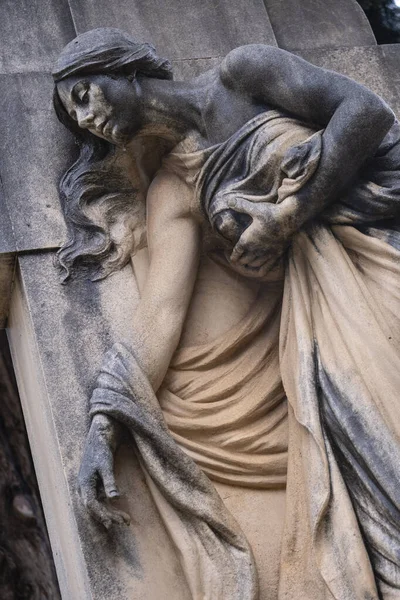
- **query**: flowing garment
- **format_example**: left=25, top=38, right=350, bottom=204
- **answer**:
left=91, top=111, right=400, bottom=599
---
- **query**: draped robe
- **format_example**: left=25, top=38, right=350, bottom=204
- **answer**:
left=91, top=111, right=400, bottom=599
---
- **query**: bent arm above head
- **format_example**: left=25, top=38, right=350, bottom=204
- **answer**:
left=224, top=45, right=396, bottom=228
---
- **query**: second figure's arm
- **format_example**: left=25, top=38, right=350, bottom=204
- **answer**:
left=221, top=45, right=395, bottom=270
left=225, top=44, right=395, bottom=220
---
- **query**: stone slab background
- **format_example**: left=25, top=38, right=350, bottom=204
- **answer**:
left=1, top=1, right=399, bottom=599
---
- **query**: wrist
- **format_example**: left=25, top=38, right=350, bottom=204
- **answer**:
left=92, top=413, right=113, bottom=427
left=91, top=413, right=121, bottom=449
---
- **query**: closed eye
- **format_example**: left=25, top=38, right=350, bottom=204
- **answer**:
left=78, top=88, right=89, bottom=104
left=72, top=82, right=90, bottom=105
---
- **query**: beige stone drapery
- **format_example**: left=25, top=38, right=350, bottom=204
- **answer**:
left=91, top=111, right=400, bottom=598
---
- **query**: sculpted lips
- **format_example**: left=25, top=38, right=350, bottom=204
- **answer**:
left=94, top=119, right=108, bottom=135
left=92, top=119, right=125, bottom=144
left=102, top=120, right=113, bottom=137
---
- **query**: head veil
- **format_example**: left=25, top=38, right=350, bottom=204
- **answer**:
left=53, top=29, right=172, bottom=282
left=52, top=27, right=172, bottom=83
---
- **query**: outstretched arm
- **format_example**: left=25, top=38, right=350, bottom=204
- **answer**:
left=128, top=171, right=201, bottom=390
left=78, top=173, right=200, bottom=527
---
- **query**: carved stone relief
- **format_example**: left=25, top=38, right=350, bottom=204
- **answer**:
left=53, top=28, right=400, bottom=599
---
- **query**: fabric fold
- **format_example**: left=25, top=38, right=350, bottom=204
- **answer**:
left=91, top=110, right=400, bottom=598
left=159, top=283, right=288, bottom=488
left=90, top=344, right=258, bottom=600
left=279, top=224, right=400, bottom=599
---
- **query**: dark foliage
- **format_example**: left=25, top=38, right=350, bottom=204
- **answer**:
left=0, top=332, right=60, bottom=600
left=356, top=0, right=400, bottom=43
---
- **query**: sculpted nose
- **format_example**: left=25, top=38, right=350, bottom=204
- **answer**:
left=77, top=111, right=95, bottom=129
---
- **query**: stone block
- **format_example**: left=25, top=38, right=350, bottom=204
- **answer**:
left=264, top=0, right=376, bottom=50
left=297, top=46, right=400, bottom=117
left=0, top=180, right=16, bottom=328
left=0, top=72, right=73, bottom=251
left=68, top=0, right=277, bottom=59
left=7, top=252, right=191, bottom=600
left=379, top=44, right=400, bottom=114
left=0, top=179, right=15, bottom=255
left=0, top=0, right=75, bottom=74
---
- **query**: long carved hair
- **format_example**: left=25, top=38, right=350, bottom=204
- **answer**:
left=52, top=28, right=173, bottom=282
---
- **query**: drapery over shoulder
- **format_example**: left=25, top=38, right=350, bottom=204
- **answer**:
left=91, top=110, right=400, bottom=599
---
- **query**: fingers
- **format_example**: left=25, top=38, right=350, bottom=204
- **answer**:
left=229, top=218, right=265, bottom=264
left=230, top=243, right=246, bottom=264
left=78, top=465, right=130, bottom=529
left=245, top=254, right=271, bottom=268
left=227, top=197, right=258, bottom=215
left=243, top=248, right=285, bottom=268
left=230, top=243, right=267, bottom=267
left=100, top=462, right=120, bottom=500
left=257, top=256, right=283, bottom=278
left=227, top=248, right=283, bottom=278
left=85, top=498, right=131, bottom=529
left=229, top=261, right=265, bottom=279
left=79, top=476, right=130, bottom=529
left=78, top=466, right=97, bottom=507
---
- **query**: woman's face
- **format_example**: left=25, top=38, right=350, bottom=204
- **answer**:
left=57, top=74, right=141, bottom=145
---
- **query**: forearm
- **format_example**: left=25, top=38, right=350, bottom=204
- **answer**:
left=129, top=297, right=186, bottom=391
left=89, top=302, right=184, bottom=432
left=91, top=413, right=124, bottom=449
left=286, top=95, right=395, bottom=231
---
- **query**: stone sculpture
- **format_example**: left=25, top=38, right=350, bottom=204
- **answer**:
left=53, top=28, right=400, bottom=599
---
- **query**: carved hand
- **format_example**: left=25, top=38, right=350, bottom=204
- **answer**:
left=226, top=197, right=297, bottom=276
left=78, top=414, right=130, bottom=529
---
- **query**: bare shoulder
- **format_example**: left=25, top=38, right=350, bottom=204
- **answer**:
left=147, top=169, right=194, bottom=221
left=220, top=44, right=288, bottom=89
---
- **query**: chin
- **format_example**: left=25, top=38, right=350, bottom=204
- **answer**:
left=111, top=124, right=134, bottom=146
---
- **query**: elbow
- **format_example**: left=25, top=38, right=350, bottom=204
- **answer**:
left=337, top=91, right=396, bottom=147
left=371, top=99, right=395, bottom=131
left=358, top=92, right=395, bottom=133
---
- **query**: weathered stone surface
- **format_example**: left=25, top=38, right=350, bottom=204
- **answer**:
left=68, top=0, right=277, bottom=58
left=0, top=180, right=15, bottom=255
left=0, top=182, right=15, bottom=328
left=0, top=72, right=72, bottom=251
left=297, top=45, right=400, bottom=117
left=379, top=44, right=400, bottom=114
left=264, top=0, right=376, bottom=50
left=172, top=57, right=223, bottom=80
left=4, top=2, right=400, bottom=598
left=7, top=253, right=191, bottom=600
left=0, top=0, right=75, bottom=74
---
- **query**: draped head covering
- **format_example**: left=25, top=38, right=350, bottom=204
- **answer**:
left=52, top=27, right=172, bottom=83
